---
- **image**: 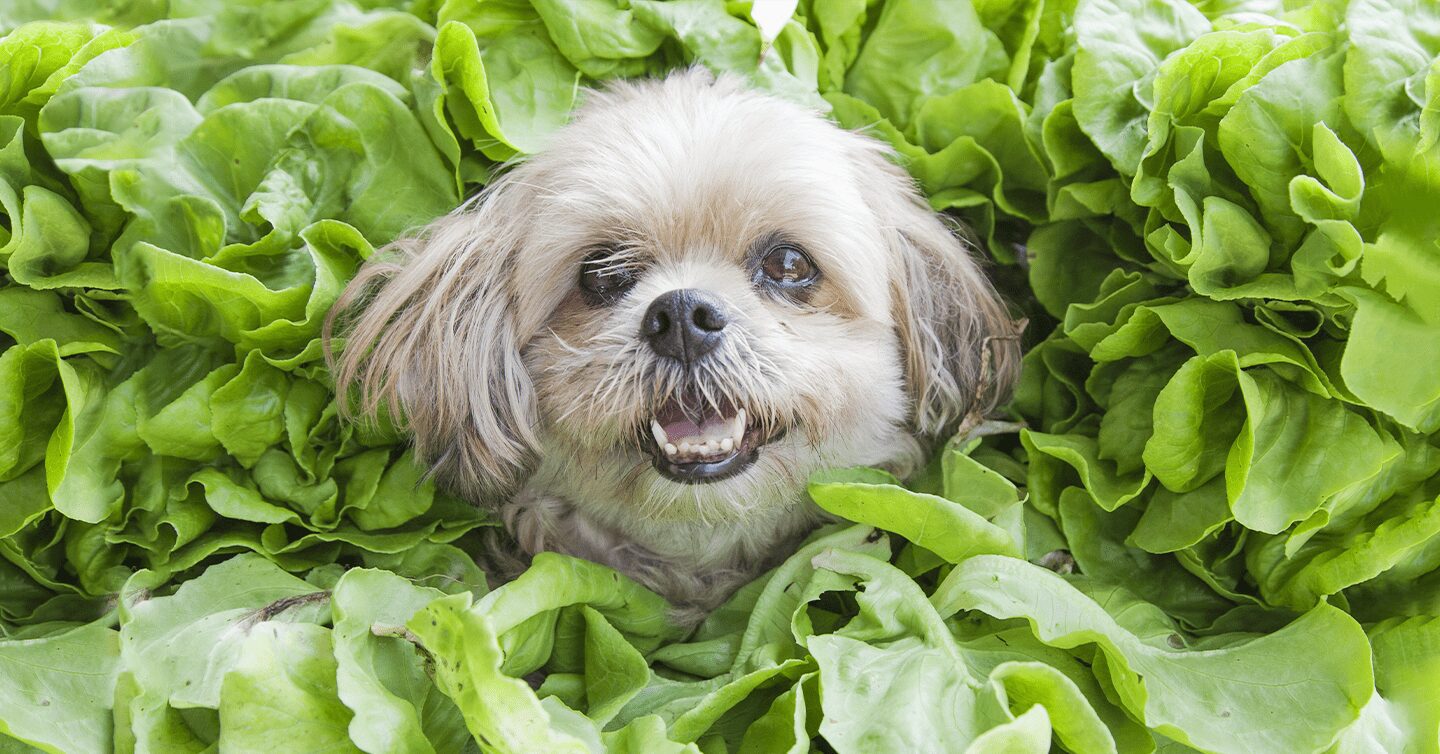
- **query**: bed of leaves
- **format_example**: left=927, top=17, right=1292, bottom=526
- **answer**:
left=2, top=0, right=1439, bottom=751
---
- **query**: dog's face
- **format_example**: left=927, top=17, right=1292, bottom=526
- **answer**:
left=329, top=71, right=1017, bottom=532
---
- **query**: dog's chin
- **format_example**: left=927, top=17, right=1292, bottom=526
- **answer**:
left=640, top=395, right=785, bottom=484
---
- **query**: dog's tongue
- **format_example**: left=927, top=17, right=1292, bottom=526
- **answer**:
left=662, top=416, right=702, bottom=438
left=656, top=399, right=730, bottom=439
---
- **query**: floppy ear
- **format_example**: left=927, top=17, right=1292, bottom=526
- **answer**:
left=855, top=140, right=1022, bottom=438
left=324, top=173, right=541, bottom=499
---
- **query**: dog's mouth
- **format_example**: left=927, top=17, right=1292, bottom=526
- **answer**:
left=644, top=396, right=777, bottom=483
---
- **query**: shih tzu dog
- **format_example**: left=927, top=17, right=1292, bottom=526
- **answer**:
left=326, top=69, right=1019, bottom=616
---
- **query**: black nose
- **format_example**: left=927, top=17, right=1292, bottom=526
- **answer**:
left=642, top=289, right=729, bottom=364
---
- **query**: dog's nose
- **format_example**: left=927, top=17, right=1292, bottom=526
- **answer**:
left=642, top=289, right=728, bottom=363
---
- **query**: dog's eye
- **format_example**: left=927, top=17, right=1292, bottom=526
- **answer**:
left=760, top=244, right=819, bottom=287
left=578, top=252, right=638, bottom=303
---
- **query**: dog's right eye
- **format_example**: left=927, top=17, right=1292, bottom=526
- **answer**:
left=578, top=252, right=638, bottom=303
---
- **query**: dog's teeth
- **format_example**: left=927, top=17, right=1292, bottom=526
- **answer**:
left=648, top=405, right=757, bottom=465
left=654, top=410, right=749, bottom=462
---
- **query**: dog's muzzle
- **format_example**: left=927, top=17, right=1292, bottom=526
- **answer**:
left=637, top=290, right=784, bottom=482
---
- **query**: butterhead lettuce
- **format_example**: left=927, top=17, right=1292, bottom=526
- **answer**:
left=1, top=0, right=1439, bottom=752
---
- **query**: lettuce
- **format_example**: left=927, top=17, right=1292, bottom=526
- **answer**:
left=3, top=0, right=1440, bottom=752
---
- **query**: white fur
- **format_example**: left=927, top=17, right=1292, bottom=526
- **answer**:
left=326, top=69, right=1019, bottom=615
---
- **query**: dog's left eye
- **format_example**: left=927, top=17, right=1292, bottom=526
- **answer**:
left=578, top=252, right=638, bottom=303
left=759, top=244, right=819, bottom=287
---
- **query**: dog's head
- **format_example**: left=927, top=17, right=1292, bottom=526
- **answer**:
left=327, top=70, right=1018, bottom=525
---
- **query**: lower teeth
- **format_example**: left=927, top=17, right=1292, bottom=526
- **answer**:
left=662, top=437, right=740, bottom=461
left=651, top=409, right=748, bottom=462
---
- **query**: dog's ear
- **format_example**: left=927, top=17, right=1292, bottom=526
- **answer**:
left=854, top=138, right=1021, bottom=438
left=325, top=173, right=541, bottom=498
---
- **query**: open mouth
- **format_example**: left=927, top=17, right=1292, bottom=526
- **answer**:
left=644, top=397, right=771, bottom=483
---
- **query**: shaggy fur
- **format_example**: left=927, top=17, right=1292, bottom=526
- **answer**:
left=325, top=69, right=1020, bottom=616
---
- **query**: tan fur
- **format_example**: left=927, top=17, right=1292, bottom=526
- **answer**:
left=325, top=69, right=1019, bottom=614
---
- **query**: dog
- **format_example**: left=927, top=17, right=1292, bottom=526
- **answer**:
left=326, top=69, right=1020, bottom=617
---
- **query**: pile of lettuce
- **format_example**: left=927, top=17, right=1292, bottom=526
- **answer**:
left=2, top=0, right=1439, bottom=751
